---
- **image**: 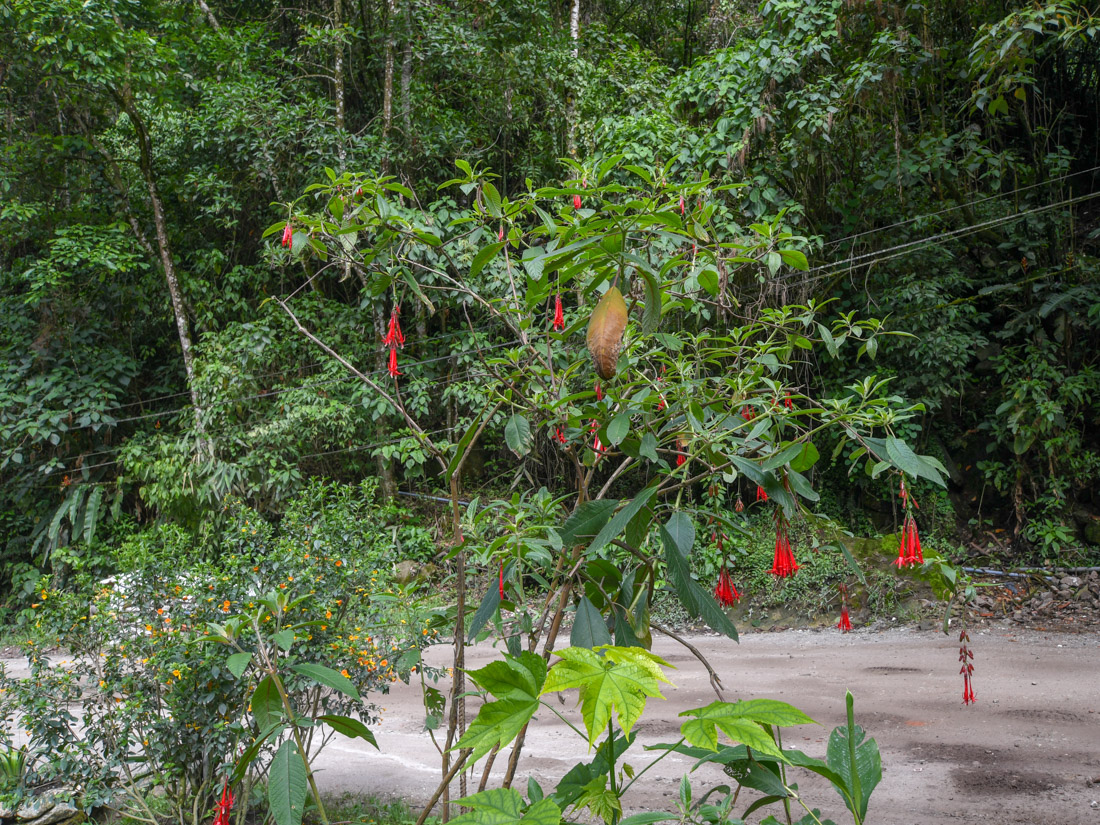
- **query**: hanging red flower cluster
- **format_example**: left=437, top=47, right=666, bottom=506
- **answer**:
left=734, top=496, right=744, bottom=513
left=894, top=514, right=924, bottom=568
left=837, top=584, right=851, bottom=632
left=213, top=782, right=234, bottom=825
left=676, top=438, right=686, bottom=467
left=554, top=426, right=567, bottom=446
left=755, top=485, right=768, bottom=503
left=281, top=223, right=293, bottom=249
left=552, top=293, right=565, bottom=331
left=959, top=629, right=976, bottom=705
left=769, top=517, right=799, bottom=578
left=383, top=305, right=404, bottom=379
left=741, top=406, right=755, bottom=422
left=784, top=391, right=793, bottom=410
left=714, top=563, right=740, bottom=607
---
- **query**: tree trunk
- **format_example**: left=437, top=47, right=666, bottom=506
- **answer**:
left=118, top=93, right=203, bottom=431
left=565, top=0, right=581, bottom=157
left=334, top=0, right=347, bottom=168
left=401, top=0, right=413, bottom=142
left=381, top=0, right=396, bottom=172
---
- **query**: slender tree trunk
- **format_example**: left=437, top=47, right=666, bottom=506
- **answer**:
left=401, top=0, right=413, bottom=141
left=334, top=0, right=347, bottom=168
left=118, top=94, right=203, bottom=431
left=565, top=0, right=580, bottom=157
left=381, top=0, right=396, bottom=172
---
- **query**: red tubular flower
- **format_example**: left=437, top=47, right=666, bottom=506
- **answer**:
left=676, top=438, right=686, bottom=467
left=679, top=195, right=685, bottom=216
left=741, top=406, right=755, bottom=422
left=590, top=420, right=604, bottom=455
left=735, top=496, right=744, bottom=513
left=281, top=223, right=293, bottom=249
left=554, top=426, right=566, bottom=445
left=837, top=604, right=852, bottom=632
left=768, top=518, right=799, bottom=578
left=382, top=306, right=405, bottom=349
left=894, top=515, right=924, bottom=568
left=213, top=782, right=234, bottom=825
left=387, top=347, right=402, bottom=378
left=714, top=564, right=740, bottom=607
left=498, top=224, right=505, bottom=241
left=594, top=381, right=603, bottom=401
left=784, top=391, right=793, bottom=410
left=573, top=194, right=582, bottom=210
left=552, top=293, right=565, bottom=331
left=755, top=485, right=768, bottom=503
left=959, top=630, right=976, bottom=705
left=498, top=559, right=505, bottom=599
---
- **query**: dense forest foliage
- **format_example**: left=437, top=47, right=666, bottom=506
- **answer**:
left=3, top=0, right=1100, bottom=601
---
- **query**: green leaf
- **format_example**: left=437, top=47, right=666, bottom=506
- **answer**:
left=885, top=436, right=944, bottom=487
left=471, top=241, right=506, bottom=279
left=227, top=652, right=252, bottom=679
left=401, top=269, right=436, bottom=313
left=290, top=663, right=360, bottom=699
left=662, top=512, right=694, bottom=559
left=251, top=675, right=284, bottom=730
left=660, top=523, right=738, bottom=640
left=83, top=486, right=103, bottom=545
left=779, top=249, right=809, bottom=271
left=826, top=692, right=881, bottom=822
left=678, top=699, right=812, bottom=759
left=450, top=789, right=561, bottom=825
left=558, top=500, right=618, bottom=548
left=541, top=646, right=671, bottom=745
left=455, top=697, right=540, bottom=763
left=571, top=596, right=613, bottom=649
left=505, top=414, right=533, bottom=457
left=268, top=740, right=308, bottom=825
left=606, top=412, right=630, bottom=446
left=789, top=442, right=819, bottom=473
left=587, top=486, right=659, bottom=557
left=318, top=714, right=379, bottom=749
left=446, top=404, right=491, bottom=484
left=482, top=182, right=503, bottom=217
left=467, top=584, right=502, bottom=643
left=638, top=433, right=659, bottom=463
left=468, top=652, right=547, bottom=701
left=636, top=267, right=662, bottom=335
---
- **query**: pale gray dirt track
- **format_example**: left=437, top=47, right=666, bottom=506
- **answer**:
left=4, top=626, right=1098, bottom=824
left=309, top=626, right=1100, bottom=825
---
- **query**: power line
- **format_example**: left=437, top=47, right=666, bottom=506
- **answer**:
left=822, top=164, right=1100, bottom=250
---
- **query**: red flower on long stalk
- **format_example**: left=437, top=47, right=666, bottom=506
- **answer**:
left=213, top=781, right=234, bottom=825
left=755, top=485, right=768, bottom=503
left=552, top=293, right=565, bottom=331
left=769, top=517, right=799, bottom=578
left=498, top=559, right=505, bottom=599
left=573, top=194, right=582, bottom=210
left=784, top=391, right=793, bottom=410
left=387, top=347, right=402, bottom=378
left=837, top=584, right=851, bottom=632
left=714, top=563, right=740, bottom=607
left=679, top=195, right=686, bottom=216
left=281, top=223, right=293, bottom=249
left=959, top=629, right=976, bottom=705
left=383, top=306, right=405, bottom=349
left=894, top=514, right=923, bottom=568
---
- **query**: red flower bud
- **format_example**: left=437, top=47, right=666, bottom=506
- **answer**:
left=281, top=224, right=293, bottom=249
left=552, top=293, right=565, bottom=331
left=387, top=347, right=402, bottom=378
left=573, top=194, right=582, bottom=210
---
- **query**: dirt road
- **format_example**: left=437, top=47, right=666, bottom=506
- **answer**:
left=310, top=625, right=1100, bottom=825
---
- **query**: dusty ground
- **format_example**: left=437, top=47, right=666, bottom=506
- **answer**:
left=307, top=624, right=1100, bottom=825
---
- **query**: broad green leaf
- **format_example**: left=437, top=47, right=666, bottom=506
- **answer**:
left=251, top=675, right=284, bottom=730
left=227, top=652, right=252, bottom=679
left=541, top=646, right=669, bottom=745
left=446, top=404, right=491, bottom=484
left=636, top=266, right=662, bottom=334
left=505, top=414, right=533, bottom=457
left=826, top=692, right=881, bottom=822
left=468, top=652, right=547, bottom=701
left=587, top=486, right=659, bottom=557
left=606, top=412, right=630, bottom=446
left=454, top=696, right=540, bottom=763
left=83, top=486, right=103, bottom=545
left=482, top=182, right=502, bottom=217
left=677, top=699, right=812, bottom=759
left=471, top=241, right=506, bottom=279
left=318, top=714, right=378, bottom=748
left=571, top=596, right=612, bottom=649
left=268, top=740, right=308, bottom=825
left=558, top=500, right=618, bottom=547
left=290, top=663, right=360, bottom=699
left=886, top=436, right=945, bottom=487
left=662, top=512, right=694, bottom=559
left=660, top=524, right=738, bottom=640
left=638, top=433, right=659, bottom=463
left=450, top=788, right=561, bottom=825
left=789, top=442, right=820, bottom=473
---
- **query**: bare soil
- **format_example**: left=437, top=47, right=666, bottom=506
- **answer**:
left=309, top=623, right=1100, bottom=825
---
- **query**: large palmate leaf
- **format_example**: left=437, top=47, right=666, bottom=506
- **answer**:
left=450, top=788, right=561, bottom=825
left=455, top=652, right=547, bottom=762
left=679, top=699, right=815, bottom=760
left=541, top=646, right=671, bottom=745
